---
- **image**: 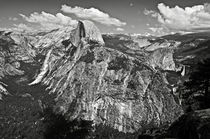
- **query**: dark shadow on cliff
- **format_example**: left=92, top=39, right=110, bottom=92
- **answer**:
left=163, top=58, right=210, bottom=139
left=94, top=124, right=138, bottom=139
left=166, top=109, right=210, bottom=139
left=42, top=107, right=93, bottom=139
left=180, top=58, right=210, bottom=112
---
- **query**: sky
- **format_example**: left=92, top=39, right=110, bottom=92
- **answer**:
left=0, top=0, right=210, bottom=35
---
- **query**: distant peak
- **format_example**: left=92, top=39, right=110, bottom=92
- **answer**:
left=81, top=20, right=104, bottom=45
left=77, top=21, right=86, bottom=39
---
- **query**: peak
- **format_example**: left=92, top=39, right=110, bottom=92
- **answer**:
left=30, top=20, right=104, bottom=48
left=80, top=20, right=104, bottom=45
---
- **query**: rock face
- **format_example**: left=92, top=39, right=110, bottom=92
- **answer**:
left=5, top=20, right=210, bottom=137
left=0, top=31, right=37, bottom=85
left=26, top=21, right=182, bottom=133
left=82, top=20, right=104, bottom=45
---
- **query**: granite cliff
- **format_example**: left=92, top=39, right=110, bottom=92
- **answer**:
left=0, top=21, right=209, bottom=138
left=28, top=21, right=182, bottom=133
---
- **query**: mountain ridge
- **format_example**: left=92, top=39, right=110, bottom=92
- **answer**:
left=0, top=20, right=210, bottom=138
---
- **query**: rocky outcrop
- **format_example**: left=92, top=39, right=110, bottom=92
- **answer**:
left=0, top=83, right=9, bottom=100
left=0, top=31, right=37, bottom=85
left=29, top=20, right=104, bottom=86
left=0, top=32, right=38, bottom=102
left=25, top=21, right=183, bottom=133
left=82, top=20, right=104, bottom=45
left=148, top=48, right=176, bottom=71
left=144, top=39, right=180, bottom=52
left=3, top=20, right=206, bottom=137
left=28, top=48, right=53, bottom=85
left=39, top=43, right=182, bottom=133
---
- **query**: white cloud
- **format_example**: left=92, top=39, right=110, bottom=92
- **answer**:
left=149, top=27, right=163, bottom=33
left=149, top=27, right=168, bottom=36
left=61, top=5, right=126, bottom=26
left=130, top=3, right=134, bottom=7
left=9, top=17, right=18, bottom=21
left=0, top=23, right=33, bottom=32
left=19, top=12, right=77, bottom=31
left=144, top=9, right=159, bottom=18
left=6, top=5, right=126, bottom=32
left=145, top=3, right=210, bottom=32
left=116, top=27, right=124, bottom=31
left=13, top=23, right=33, bottom=32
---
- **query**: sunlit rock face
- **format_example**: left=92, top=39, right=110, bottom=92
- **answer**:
left=0, top=20, right=183, bottom=134
left=0, top=32, right=37, bottom=83
left=2, top=19, right=210, bottom=138
left=82, top=20, right=104, bottom=45
left=27, top=21, right=183, bottom=133
left=0, top=31, right=39, bottom=102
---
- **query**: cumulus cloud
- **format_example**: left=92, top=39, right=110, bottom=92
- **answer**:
left=19, top=12, right=77, bottom=31
left=144, top=9, right=159, bottom=18
left=116, top=27, right=124, bottom=31
left=0, top=23, right=33, bottom=32
left=61, top=4, right=126, bottom=26
left=145, top=3, right=210, bottom=32
left=7, top=4, right=126, bottom=32
left=13, top=23, right=33, bottom=32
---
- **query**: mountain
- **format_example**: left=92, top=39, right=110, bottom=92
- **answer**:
left=161, top=32, right=210, bottom=42
left=0, top=21, right=210, bottom=138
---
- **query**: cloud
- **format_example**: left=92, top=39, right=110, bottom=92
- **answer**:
left=61, top=5, right=126, bottom=26
left=149, top=27, right=168, bottom=36
left=130, top=3, right=134, bottom=7
left=149, top=27, right=163, bottom=33
left=13, top=23, right=33, bottom=32
left=0, top=23, right=33, bottom=32
left=144, top=9, right=159, bottom=18
left=9, top=17, right=18, bottom=21
left=145, top=3, right=210, bottom=32
left=131, top=25, right=135, bottom=28
left=116, top=27, right=124, bottom=31
left=19, top=11, right=77, bottom=31
left=6, top=5, right=126, bottom=32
